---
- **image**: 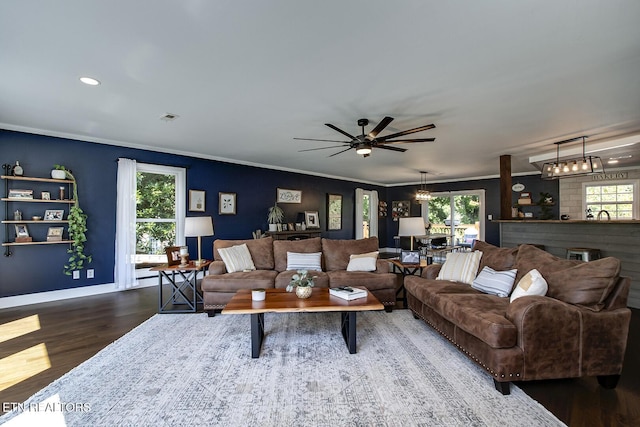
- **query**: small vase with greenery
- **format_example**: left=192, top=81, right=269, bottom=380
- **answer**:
left=537, top=192, right=554, bottom=220
left=286, top=270, right=315, bottom=299
left=54, top=165, right=92, bottom=275
left=267, top=202, right=284, bottom=231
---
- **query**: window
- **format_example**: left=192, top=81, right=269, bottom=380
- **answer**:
left=583, top=180, right=638, bottom=220
left=135, top=164, right=186, bottom=265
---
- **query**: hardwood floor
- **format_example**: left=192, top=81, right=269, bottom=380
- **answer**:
left=1, top=286, right=639, bottom=425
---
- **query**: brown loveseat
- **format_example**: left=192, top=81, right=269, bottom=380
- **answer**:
left=404, top=241, right=631, bottom=395
left=201, top=236, right=398, bottom=315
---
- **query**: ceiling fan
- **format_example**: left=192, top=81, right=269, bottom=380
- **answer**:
left=294, top=116, right=436, bottom=157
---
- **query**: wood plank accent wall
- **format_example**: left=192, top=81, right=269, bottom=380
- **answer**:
left=498, top=221, right=640, bottom=308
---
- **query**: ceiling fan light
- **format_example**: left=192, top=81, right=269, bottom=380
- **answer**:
left=356, top=145, right=372, bottom=155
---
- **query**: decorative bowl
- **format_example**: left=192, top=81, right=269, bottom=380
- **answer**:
left=32, top=216, right=42, bottom=221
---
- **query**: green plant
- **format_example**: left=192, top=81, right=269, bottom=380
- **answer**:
left=267, top=202, right=284, bottom=224
left=537, top=192, right=554, bottom=220
left=286, top=270, right=315, bottom=292
left=54, top=165, right=92, bottom=274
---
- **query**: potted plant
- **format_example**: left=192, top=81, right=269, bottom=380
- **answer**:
left=267, top=202, right=284, bottom=232
left=54, top=165, right=92, bottom=275
left=286, top=270, right=315, bottom=299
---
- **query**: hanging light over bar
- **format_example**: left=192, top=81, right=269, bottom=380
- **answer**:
left=540, top=136, right=605, bottom=180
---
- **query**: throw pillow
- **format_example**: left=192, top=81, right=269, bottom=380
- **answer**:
left=286, top=252, right=323, bottom=271
left=436, top=251, right=483, bottom=285
left=217, top=243, right=256, bottom=273
left=472, top=240, right=519, bottom=272
left=346, top=251, right=379, bottom=272
left=510, top=269, right=548, bottom=302
left=471, top=266, right=517, bottom=297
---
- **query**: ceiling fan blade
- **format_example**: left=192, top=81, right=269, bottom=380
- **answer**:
left=325, top=123, right=357, bottom=140
left=298, top=145, right=347, bottom=152
left=376, top=145, right=407, bottom=153
left=293, top=137, right=351, bottom=144
left=376, top=123, right=436, bottom=141
left=367, top=116, right=394, bottom=139
left=380, top=137, right=436, bottom=144
left=328, top=146, right=354, bottom=157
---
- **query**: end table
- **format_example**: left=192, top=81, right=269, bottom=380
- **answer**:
left=151, top=260, right=211, bottom=313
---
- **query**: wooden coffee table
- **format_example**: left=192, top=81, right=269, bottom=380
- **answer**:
left=221, top=288, right=384, bottom=358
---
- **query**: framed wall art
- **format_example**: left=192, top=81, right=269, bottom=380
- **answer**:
left=326, top=194, right=342, bottom=230
left=219, top=192, right=236, bottom=215
left=277, top=188, right=301, bottom=203
left=44, top=209, right=64, bottom=221
left=189, top=190, right=205, bottom=212
left=305, top=211, right=320, bottom=229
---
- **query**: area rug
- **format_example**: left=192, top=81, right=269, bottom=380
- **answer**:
left=1, top=310, right=564, bottom=426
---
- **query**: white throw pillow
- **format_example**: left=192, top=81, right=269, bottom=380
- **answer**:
left=346, top=251, right=379, bottom=272
left=510, top=268, right=548, bottom=302
left=286, top=252, right=322, bottom=271
left=217, top=244, right=256, bottom=273
left=472, top=266, right=517, bottom=297
left=436, top=251, right=483, bottom=285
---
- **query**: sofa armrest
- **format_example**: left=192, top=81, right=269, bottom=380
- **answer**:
left=506, top=296, right=582, bottom=379
left=375, top=259, right=390, bottom=273
left=207, top=260, right=227, bottom=275
left=421, top=264, right=442, bottom=280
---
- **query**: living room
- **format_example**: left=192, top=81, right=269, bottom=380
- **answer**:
left=2, top=1, right=640, bottom=425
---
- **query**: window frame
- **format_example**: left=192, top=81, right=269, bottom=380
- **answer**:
left=582, top=179, right=639, bottom=220
left=135, top=163, right=186, bottom=265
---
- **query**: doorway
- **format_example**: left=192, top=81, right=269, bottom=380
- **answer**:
left=421, top=190, right=485, bottom=248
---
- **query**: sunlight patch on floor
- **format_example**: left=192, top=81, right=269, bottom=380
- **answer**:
left=0, top=315, right=41, bottom=344
left=0, top=344, right=51, bottom=392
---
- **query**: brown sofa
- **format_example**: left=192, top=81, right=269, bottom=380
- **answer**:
left=201, top=236, right=398, bottom=315
left=404, top=241, right=631, bottom=395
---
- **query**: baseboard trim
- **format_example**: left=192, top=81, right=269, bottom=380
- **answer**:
left=0, top=278, right=157, bottom=309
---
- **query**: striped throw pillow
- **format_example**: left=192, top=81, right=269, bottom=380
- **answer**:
left=472, top=266, right=517, bottom=297
left=436, top=251, right=483, bottom=285
left=286, top=252, right=322, bottom=271
left=218, top=244, right=256, bottom=273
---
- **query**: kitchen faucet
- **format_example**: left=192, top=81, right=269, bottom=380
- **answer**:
left=596, top=210, right=610, bottom=221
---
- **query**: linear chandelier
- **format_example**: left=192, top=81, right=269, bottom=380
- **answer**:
left=540, top=136, right=605, bottom=180
left=415, top=171, right=431, bottom=202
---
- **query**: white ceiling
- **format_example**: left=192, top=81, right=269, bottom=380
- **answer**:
left=2, top=1, right=640, bottom=185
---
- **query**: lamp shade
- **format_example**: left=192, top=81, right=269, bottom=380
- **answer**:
left=185, top=216, right=214, bottom=237
left=398, top=217, right=426, bottom=237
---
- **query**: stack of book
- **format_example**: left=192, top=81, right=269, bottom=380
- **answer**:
left=8, top=189, right=33, bottom=199
left=329, top=287, right=367, bottom=301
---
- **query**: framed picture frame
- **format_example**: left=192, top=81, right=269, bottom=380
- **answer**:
left=44, top=209, right=64, bottom=221
left=277, top=188, right=302, bottom=204
left=326, top=194, right=342, bottom=230
left=392, top=201, right=410, bottom=221
left=305, top=211, right=320, bottom=229
left=218, top=192, right=236, bottom=215
left=15, top=224, right=29, bottom=237
left=41, top=191, right=51, bottom=200
left=189, top=190, right=205, bottom=212
left=400, top=250, right=420, bottom=265
left=165, top=246, right=182, bottom=266
left=47, top=226, right=64, bottom=241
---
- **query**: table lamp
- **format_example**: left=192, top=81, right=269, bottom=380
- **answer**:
left=398, top=217, right=426, bottom=250
left=185, top=216, right=214, bottom=266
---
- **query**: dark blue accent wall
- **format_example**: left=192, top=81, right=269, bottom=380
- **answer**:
left=1, top=130, right=558, bottom=298
left=1, top=130, right=384, bottom=297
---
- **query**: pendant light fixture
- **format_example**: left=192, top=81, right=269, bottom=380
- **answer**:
left=540, top=136, right=605, bottom=180
left=415, top=171, right=431, bottom=202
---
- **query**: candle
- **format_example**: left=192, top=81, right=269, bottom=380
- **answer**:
left=179, top=247, right=188, bottom=256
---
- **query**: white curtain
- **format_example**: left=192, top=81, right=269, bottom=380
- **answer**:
left=355, top=188, right=364, bottom=239
left=114, top=158, right=138, bottom=289
left=369, top=190, right=379, bottom=238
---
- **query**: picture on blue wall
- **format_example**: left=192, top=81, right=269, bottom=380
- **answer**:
left=189, top=189, right=205, bottom=212
left=219, top=192, right=236, bottom=215
left=277, top=188, right=301, bottom=203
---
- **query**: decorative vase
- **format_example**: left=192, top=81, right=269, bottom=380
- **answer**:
left=51, top=169, right=66, bottom=180
left=295, top=286, right=312, bottom=299
left=268, top=223, right=278, bottom=232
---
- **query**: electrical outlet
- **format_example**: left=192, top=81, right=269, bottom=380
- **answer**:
left=87, top=269, right=94, bottom=279
left=487, top=214, right=493, bottom=220
left=72, top=270, right=80, bottom=280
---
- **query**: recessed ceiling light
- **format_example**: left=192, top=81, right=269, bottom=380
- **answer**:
left=79, top=76, right=100, bottom=86
left=160, top=113, right=180, bottom=121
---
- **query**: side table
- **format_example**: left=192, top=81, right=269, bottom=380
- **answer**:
left=151, top=260, right=211, bottom=313
left=389, top=259, right=427, bottom=306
